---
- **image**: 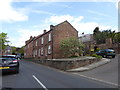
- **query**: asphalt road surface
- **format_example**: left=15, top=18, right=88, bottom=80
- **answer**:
left=1, top=58, right=119, bottom=89
left=70, top=54, right=119, bottom=88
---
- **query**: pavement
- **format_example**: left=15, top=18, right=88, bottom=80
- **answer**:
left=67, top=58, right=111, bottom=72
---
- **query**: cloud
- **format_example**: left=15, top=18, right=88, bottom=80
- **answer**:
left=10, top=14, right=115, bottom=47
left=45, top=15, right=84, bottom=24
left=45, top=15, right=112, bottom=36
left=9, top=29, right=43, bottom=47
left=0, top=0, right=28, bottom=22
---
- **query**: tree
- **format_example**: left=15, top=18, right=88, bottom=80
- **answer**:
left=0, top=32, right=10, bottom=49
left=93, top=27, right=100, bottom=35
left=17, top=46, right=24, bottom=54
left=60, top=37, right=84, bottom=57
left=114, top=32, right=120, bottom=43
left=93, top=27, right=117, bottom=44
left=11, top=46, right=24, bottom=54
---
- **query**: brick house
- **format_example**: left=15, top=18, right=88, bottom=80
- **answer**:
left=24, top=36, right=35, bottom=58
left=24, top=21, right=78, bottom=59
left=79, top=34, right=120, bottom=54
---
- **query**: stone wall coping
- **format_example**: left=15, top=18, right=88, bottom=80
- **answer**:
left=38, top=56, right=96, bottom=61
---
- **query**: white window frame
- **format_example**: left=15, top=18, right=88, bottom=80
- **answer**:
left=33, top=50, right=35, bottom=57
left=41, top=37, right=44, bottom=44
left=38, top=49, right=40, bottom=56
left=41, top=47, right=43, bottom=55
left=36, top=50, right=37, bottom=56
left=48, top=45, right=51, bottom=54
left=48, top=33, right=51, bottom=42
left=36, top=41, right=38, bottom=46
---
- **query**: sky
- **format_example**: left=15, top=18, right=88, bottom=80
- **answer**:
left=0, top=0, right=119, bottom=47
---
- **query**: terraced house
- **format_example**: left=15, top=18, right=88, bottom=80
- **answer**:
left=24, top=21, right=78, bottom=59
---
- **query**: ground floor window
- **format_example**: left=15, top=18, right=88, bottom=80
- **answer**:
left=41, top=47, right=43, bottom=55
left=48, top=45, right=51, bottom=54
left=38, top=49, right=40, bottom=56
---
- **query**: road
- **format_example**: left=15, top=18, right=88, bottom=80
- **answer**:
left=1, top=57, right=119, bottom=89
left=70, top=54, right=119, bottom=88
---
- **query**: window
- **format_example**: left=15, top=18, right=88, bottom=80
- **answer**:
left=36, top=41, right=38, bottom=46
left=36, top=50, right=37, bottom=56
left=48, top=45, right=51, bottom=54
left=41, top=37, right=44, bottom=44
left=33, top=50, right=35, bottom=57
left=48, top=33, right=51, bottom=41
left=41, top=47, right=43, bottom=55
left=38, top=49, right=40, bottom=56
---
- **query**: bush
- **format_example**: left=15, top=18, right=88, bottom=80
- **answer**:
left=96, top=55, right=102, bottom=59
left=92, top=54, right=102, bottom=59
left=92, top=54, right=98, bottom=57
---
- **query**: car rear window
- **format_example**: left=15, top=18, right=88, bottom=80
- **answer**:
left=0, top=56, right=17, bottom=60
left=107, top=50, right=115, bottom=53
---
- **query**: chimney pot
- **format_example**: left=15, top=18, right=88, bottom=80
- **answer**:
left=44, top=30, right=47, bottom=33
left=50, top=25, right=54, bottom=30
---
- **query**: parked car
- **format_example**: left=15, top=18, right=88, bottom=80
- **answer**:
left=0, top=55, right=19, bottom=74
left=96, top=49, right=116, bottom=58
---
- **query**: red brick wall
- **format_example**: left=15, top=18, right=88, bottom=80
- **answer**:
left=52, top=21, right=78, bottom=59
left=24, top=40, right=34, bottom=58
left=33, top=31, right=53, bottom=59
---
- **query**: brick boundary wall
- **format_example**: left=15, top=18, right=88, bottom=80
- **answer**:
left=24, top=57, right=101, bottom=71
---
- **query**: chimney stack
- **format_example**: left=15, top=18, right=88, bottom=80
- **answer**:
left=50, top=25, right=54, bottom=30
left=30, top=36, right=33, bottom=40
left=44, top=30, right=47, bottom=33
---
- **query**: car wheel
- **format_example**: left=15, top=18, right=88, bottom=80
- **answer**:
left=16, top=70, right=19, bottom=73
left=112, top=56, right=115, bottom=58
left=15, top=68, right=19, bottom=74
left=103, top=55, right=107, bottom=58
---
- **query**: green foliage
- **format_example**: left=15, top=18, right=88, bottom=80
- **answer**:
left=96, top=55, right=102, bottom=59
left=91, top=54, right=98, bottom=57
left=17, top=46, right=24, bottom=54
left=95, top=48, right=100, bottom=52
left=11, top=46, right=24, bottom=54
left=93, top=27, right=100, bottom=35
left=93, top=27, right=119, bottom=44
left=60, top=37, right=85, bottom=57
left=0, top=32, right=10, bottom=49
left=12, top=46, right=17, bottom=53
left=91, top=54, right=102, bottom=59
left=113, top=32, right=120, bottom=43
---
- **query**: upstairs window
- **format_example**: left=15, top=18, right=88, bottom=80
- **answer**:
left=41, top=37, right=44, bottom=44
left=28, top=44, right=29, bottom=48
left=36, top=41, right=38, bottom=46
left=48, top=33, right=51, bottom=42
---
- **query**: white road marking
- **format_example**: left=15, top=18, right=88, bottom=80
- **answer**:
left=33, top=75, right=48, bottom=90
left=73, top=73, right=119, bottom=87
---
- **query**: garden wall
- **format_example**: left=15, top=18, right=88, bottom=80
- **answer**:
left=25, top=57, right=101, bottom=71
